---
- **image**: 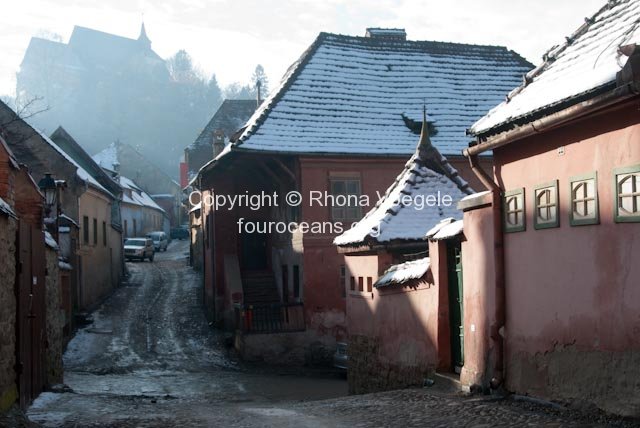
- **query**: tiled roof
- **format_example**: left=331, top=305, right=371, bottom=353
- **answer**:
left=470, top=0, right=640, bottom=136
left=119, top=176, right=164, bottom=212
left=334, top=111, right=474, bottom=247
left=190, top=100, right=258, bottom=149
left=234, top=31, right=532, bottom=157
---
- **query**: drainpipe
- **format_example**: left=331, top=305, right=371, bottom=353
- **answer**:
left=467, top=154, right=506, bottom=389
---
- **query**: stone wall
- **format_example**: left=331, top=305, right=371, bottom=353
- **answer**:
left=45, top=247, right=63, bottom=386
left=0, top=216, right=17, bottom=412
left=235, top=330, right=336, bottom=367
left=347, top=334, right=433, bottom=395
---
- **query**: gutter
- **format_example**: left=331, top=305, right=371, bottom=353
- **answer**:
left=465, top=81, right=640, bottom=157
left=463, top=48, right=640, bottom=389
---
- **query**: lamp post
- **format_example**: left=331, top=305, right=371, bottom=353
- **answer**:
left=38, top=173, right=60, bottom=242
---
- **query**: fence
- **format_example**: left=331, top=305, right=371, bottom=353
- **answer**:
left=234, top=302, right=305, bottom=334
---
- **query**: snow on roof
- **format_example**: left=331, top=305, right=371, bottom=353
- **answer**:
left=92, top=142, right=118, bottom=170
left=44, top=231, right=59, bottom=250
left=233, top=31, right=531, bottom=157
left=425, top=217, right=456, bottom=238
left=119, top=175, right=164, bottom=212
left=0, top=196, right=17, bottom=219
left=59, top=213, right=80, bottom=227
left=470, top=0, right=640, bottom=136
left=334, top=113, right=473, bottom=247
left=430, top=219, right=464, bottom=241
left=375, top=257, right=430, bottom=288
left=58, top=260, right=73, bottom=271
left=33, top=128, right=112, bottom=196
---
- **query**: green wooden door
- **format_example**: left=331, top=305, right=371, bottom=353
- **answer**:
left=447, top=242, right=464, bottom=371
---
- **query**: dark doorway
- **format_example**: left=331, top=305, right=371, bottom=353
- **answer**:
left=447, top=241, right=464, bottom=373
left=241, top=230, right=268, bottom=271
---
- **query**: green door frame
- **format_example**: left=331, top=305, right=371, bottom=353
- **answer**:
left=447, top=240, right=464, bottom=371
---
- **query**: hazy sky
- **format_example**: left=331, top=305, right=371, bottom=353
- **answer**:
left=1, top=0, right=605, bottom=97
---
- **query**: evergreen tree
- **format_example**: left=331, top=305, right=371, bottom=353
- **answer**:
left=251, top=64, right=269, bottom=99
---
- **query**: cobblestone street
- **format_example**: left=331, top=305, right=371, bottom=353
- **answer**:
left=23, top=241, right=637, bottom=427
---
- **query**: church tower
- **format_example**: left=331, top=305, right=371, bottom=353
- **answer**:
left=138, top=22, right=151, bottom=49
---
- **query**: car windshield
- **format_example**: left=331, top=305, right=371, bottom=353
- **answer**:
left=124, top=239, right=146, bottom=246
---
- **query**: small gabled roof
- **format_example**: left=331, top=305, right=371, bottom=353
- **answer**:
left=470, top=0, right=640, bottom=137
left=189, top=99, right=259, bottom=150
left=119, top=175, right=164, bottom=212
left=50, top=127, right=121, bottom=199
left=334, top=109, right=474, bottom=248
left=231, top=30, right=531, bottom=157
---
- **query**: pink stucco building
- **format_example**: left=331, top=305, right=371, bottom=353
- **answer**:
left=334, top=115, right=473, bottom=392
left=462, top=0, right=640, bottom=416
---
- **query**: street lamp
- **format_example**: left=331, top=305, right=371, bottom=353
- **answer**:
left=38, top=173, right=57, bottom=214
left=38, top=172, right=62, bottom=243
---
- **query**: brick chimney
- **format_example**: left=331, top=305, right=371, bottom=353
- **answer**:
left=365, top=28, right=407, bottom=41
left=212, top=129, right=225, bottom=157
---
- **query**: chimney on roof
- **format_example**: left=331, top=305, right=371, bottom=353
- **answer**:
left=212, top=129, right=225, bottom=157
left=365, top=28, right=407, bottom=41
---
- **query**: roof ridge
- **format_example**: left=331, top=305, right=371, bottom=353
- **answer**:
left=234, top=32, right=328, bottom=147
left=502, top=0, right=621, bottom=104
left=321, top=31, right=530, bottom=54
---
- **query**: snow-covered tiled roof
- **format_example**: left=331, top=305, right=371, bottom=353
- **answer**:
left=334, top=112, right=474, bottom=247
left=233, top=31, right=531, bottom=157
left=470, top=0, right=640, bottom=136
left=119, top=176, right=164, bottom=212
left=92, top=142, right=119, bottom=171
left=375, top=257, right=430, bottom=288
left=34, top=128, right=112, bottom=197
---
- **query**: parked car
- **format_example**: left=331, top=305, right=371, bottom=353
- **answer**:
left=147, top=231, right=168, bottom=252
left=333, top=342, right=348, bottom=372
left=124, top=238, right=155, bottom=262
left=170, top=225, right=189, bottom=240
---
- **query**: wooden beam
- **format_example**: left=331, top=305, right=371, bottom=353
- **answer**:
left=272, top=157, right=296, bottom=182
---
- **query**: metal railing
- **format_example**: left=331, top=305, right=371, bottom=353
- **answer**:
left=234, top=302, right=305, bottom=334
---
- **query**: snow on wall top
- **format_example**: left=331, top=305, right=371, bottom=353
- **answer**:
left=431, top=219, right=464, bottom=240
left=375, top=257, right=430, bottom=287
left=0, top=196, right=16, bottom=219
left=119, top=176, right=164, bottom=212
left=44, top=231, right=59, bottom=250
left=235, top=32, right=531, bottom=156
left=470, top=0, right=640, bottom=136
